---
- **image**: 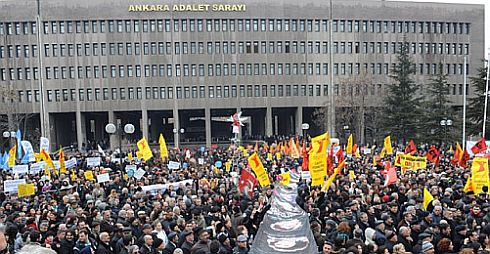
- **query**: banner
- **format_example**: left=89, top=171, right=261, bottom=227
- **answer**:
left=3, top=179, right=26, bottom=193
left=471, top=157, right=489, bottom=194
left=384, top=136, right=393, bottom=155
left=12, top=165, right=29, bottom=175
left=248, top=152, right=270, bottom=187
left=84, top=171, right=94, bottom=181
left=86, top=157, right=101, bottom=167
left=97, top=173, right=111, bottom=183
left=7, top=146, right=16, bottom=167
left=399, top=154, right=427, bottom=170
left=141, top=179, right=194, bottom=193
left=40, top=137, right=50, bottom=152
left=17, top=183, right=35, bottom=197
left=309, top=132, right=329, bottom=186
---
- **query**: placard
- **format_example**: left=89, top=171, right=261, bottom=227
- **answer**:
left=168, top=161, right=180, bottom=169
left=125, top=165, right=137, bottom=172
left=40, top=137, right=50, bottom=152
left=17, top=184, right=35, bottom=197
left=65, top=158, right=77, bottom=169
left=29, top=162, right=45, bottom=174
left=198, top=158, right=205, bottom=165
left=86, top=157, right=101, bottom=167
left=134, top=168, right=146, bottom=180
left=97, top=173, right=110, bottom=183
left=12, top=165, right=29, bottom=175
left=4, top=179, right=26, bottom=193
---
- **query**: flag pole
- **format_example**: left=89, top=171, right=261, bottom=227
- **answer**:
left=462, top=56, right=467, bottom=149
left=483, top=50, right=490, bottom=138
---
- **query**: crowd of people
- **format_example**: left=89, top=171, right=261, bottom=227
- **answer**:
left=0, top=136, right=489, bottom=254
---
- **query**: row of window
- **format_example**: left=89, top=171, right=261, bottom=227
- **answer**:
left=0, top=41, right=470, bottom=59
left=0, top=19, right=471, bottom=36
left=3, top=82, right=468, bottom=105
left=0, top=62, right=469, bottom=81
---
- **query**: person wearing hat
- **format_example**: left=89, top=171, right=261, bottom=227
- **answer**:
left=137, top=224, right=154, bottom=247
left=453, top=225, right=467, bottom=252
left=95, top=232, right=114, bottom=254
left=412, top=231, right=433, bottom=254
left=163, top=232, right=179, bottom=254
left=190, top=229, right=211, bottom=254
left=374, top=220, right=387, bottom=247
left=420, top=241, right=435, bottom=254
left=153, top=238, right=165, bottom=254
left=232, top=234, right=248, bottom=254
left=180, top=230, right=194, bottom=254
left=217, top=233, right=233, bottom=254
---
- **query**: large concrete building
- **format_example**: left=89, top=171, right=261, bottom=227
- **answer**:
left=0, top=0, right=485, bottom=150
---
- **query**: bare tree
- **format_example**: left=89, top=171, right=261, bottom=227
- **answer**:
left=313, top=72, right=380, bottom=145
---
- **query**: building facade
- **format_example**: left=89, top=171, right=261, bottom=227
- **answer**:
left=0, top=0, right=485, bottom=150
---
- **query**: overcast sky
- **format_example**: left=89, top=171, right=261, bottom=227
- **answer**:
left=395, top=0, right=489, bottom=58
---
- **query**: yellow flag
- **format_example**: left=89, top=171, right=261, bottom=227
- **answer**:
left=384, top=136, right=393, bottom=155
left=463, top=175, right=475, bottom=193
left=423, top=188, right=434, bottom=210
left=267, top=153, right=273, bottom=161
left=225, top=160, right=231, bottom=172
left=17, top=184, right=35, bottom=197
left=248, top=152, right=270, bottom=187
left=40, top=149, right=56, bottom=171
left=137, top=137, right=153, bottom=161
left=289, top=138, right=300, bottom=158
left=7, top=145, right=16, bottom=167
left=34, top=153, right=41, bottom=162
left=471, top=157, right=489, bottom=194
left=84, top=171, right=94, bottom=181
left=346, top=134, right=353, bottom=155
left=280, top=172, right=291, bottom=185
left=322, top=164, right=342, bottom=192
left=449, top=145, right=454, bottom=153
left=128, top=152, right=134, bottom=161
left=71, top=170, right=77, bottom=182
left=349, top=170, right=356, bottom=180
left=455, top=143, right=463, bottom=161
left=275, top=152, right=281, bottom=160
left=159, top=134, right=169, bottom=160
left=59, top=147, right=66, bottom=174
left=355, top=148, right=360, bottom=158
left=136, top=151, right=143, bottom=159
left=373, top=155, right=377, bottom=166
left=380, top=148, right=386, bottom=158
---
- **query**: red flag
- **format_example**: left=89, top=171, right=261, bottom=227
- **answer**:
left=238, top=169, right=258, bottom=197
left=471, top=138, right=487, bottom=154
left=384, top=166, right=398, bottom=187
left=405, top=140, right=417, bottom=155
left=301, top=145, right=310, bottom=171
left=327, top=145, right=335, bottom=175
left=426, top=146, right=440, bottom=165
left=460, top=148, right=470, bottom=168
left=336, top=147, right=344, bottom=164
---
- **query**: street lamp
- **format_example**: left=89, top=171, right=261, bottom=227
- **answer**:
left=301, top=123, right=309, bottom=139
left=105, top=123, right=135, bottom=164
left=343, top=125, right=350, bottom=143
left=440, top=119, right=453, bottom=145
left=2, top=131, right=16, bottom=148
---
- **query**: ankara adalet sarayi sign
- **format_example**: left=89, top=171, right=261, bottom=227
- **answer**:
left=128, top=4, right=247, bottom=12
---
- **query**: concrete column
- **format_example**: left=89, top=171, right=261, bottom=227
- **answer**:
left=76, top=111, right=86, bottom=151
left=173, top=108, right=179, bottom=149
left=205, top=108, right=212, bottom=148
left=296, top=106, right=303, bottom=135
left=141, top=109, right=148, bottom=140
left=266, top=106, right=273, bottom=136
left=108, top=110, right=118, bottom=151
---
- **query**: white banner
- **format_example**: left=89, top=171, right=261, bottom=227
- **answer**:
left=65, top=158, right=77, bottom=169
left=168, top=161, right=180, bottom=169
left=12, top=165, right=29, bottom=175
left=466, top=141, right=490, bottom=156
left=141, top=179, right=194, bottom=193
left=134, top=168, right=146, bottom=180
left=198, top=158, right=205, bottom=165
left=4, top=179, right=26, bottom=193
left=363, top=148, right=372, bottom=154
left=86, top=157, right=101, bottom=167
left=29, top=162, right=45, bottom=174
left=20, top=141, right=36, bottom=162
left=125, top=165, right=137, bottom=172
left=97, top=173, right=110, bottom=183
left=40, top=137, right=50, bottom=152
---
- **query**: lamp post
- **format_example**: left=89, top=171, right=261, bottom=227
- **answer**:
left=301, top=123, right=309, bottom=139
left=343, top=125, right=350, bottom=144
left=440, top=119, right=453, bottom=145
left=105, top=123, right=135, bottom=164
left=2, top=131, right=16, bottom=149
left=173, top=128, right=185, bottom=149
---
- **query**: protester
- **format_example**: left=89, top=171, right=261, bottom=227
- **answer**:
left=0, top=136, right=489, bottom=254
